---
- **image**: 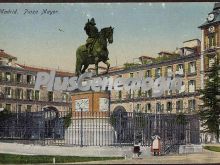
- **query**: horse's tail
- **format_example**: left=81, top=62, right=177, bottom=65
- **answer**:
left=75, top=47, right=82, bottom=76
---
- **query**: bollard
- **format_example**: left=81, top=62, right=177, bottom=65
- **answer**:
left=53, top=157, right=55, bottom=164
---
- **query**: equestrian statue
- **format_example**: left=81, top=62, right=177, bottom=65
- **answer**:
left=75, top=18, right=114, bottom=76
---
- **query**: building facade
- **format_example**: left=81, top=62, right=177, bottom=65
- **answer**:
left=107, top=40, right=202, bottom=114
left=1, top=3, right=220, bottom=118
left=100, top=3, right=220, bottom=115
left=199, top=3, right=220, bottom=89
left=0, top=49, right=72, bottom=113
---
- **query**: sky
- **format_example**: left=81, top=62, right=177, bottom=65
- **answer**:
left=0, top=3, right=215, bottom=72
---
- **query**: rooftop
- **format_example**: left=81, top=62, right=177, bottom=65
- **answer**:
left=138, top=55, right=155, bottom=60
left=158, top=51, right=175, bottom=56
left=183, top=39, right=201, bottom=43
left=180, top=47, right=196, bottom=50
left=88, top=65, right=124, bottom=74
left=0, top=49, right=17, bottom=60
left=199, top=3, right=220, bottom=29
left=16, top=63, right=74, bottom=77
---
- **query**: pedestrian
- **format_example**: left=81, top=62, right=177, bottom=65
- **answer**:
left=151, top=135, right=161, bottom=156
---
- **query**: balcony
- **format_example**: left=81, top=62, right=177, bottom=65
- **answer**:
left=0, top=79, right=35, bottom=88
left=0, top=97, right=71, bottom=106
left=187, top=72, right=197, bottom=77
left=175, top=70, right=185, bottom=77
left=111, top=91, right=199, bottom=104
left=5, top=94, right=12, bottom=99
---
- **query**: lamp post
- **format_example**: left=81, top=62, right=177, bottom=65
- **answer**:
left=154, top=103, right=157, bottom=134
left=218, top=65, right=220, bottom=143
left=0, top=92, right=5, bottom=111
left=219, top=114, right=220, bottom=143
left=80, top=107, right=83, bottom=147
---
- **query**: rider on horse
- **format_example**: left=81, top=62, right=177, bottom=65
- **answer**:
left=75, top=19, right=113, bottom=76
left=84, top=18, right=99, bottom=57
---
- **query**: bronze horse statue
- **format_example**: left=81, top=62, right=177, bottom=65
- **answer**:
left=75, top=26, right=114, bottom=76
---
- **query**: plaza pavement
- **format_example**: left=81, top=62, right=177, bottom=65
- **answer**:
left=69, top=147, right=220, bottom=164
left=0, top=142, right=137, bottom=157
left=1, top=142, right=220, bottom=164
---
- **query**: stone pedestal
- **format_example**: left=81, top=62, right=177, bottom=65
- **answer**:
left=179, top=144, right=203, bottom=154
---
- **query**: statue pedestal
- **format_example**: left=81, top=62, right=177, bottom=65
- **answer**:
left=71, top=90, right=110, bottom=116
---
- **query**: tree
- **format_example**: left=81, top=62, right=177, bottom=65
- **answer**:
left=123, top=62, right=140, bottom=69
left=199, top=59, right=220, bottom=143
left=176, top=112, right=187, bottom=125
left=63, top=111, right=72, bottom=129
left=0, top=108, right=12, bottom=120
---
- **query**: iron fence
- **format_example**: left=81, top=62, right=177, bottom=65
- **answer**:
left=0, top=109, right=200, bottom=154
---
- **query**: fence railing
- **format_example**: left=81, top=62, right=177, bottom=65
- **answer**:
left=0, top=110, right=200, bottom=154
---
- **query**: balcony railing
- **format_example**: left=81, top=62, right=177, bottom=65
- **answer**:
left=187, top=72, right=197, bottom=77
left=175, top=70, right=185, bottom=77
left=0, top=97, right=71, bottom=106
left=111, top=91, right=199, bottom=103
left=0, top=79, right=35, bottom=87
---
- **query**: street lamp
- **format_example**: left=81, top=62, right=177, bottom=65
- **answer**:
left=0, top=92, right=5, bottom=112
left=80, top=107, right=83, bottom=147
left=154, top=103, right=158, bottom=134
